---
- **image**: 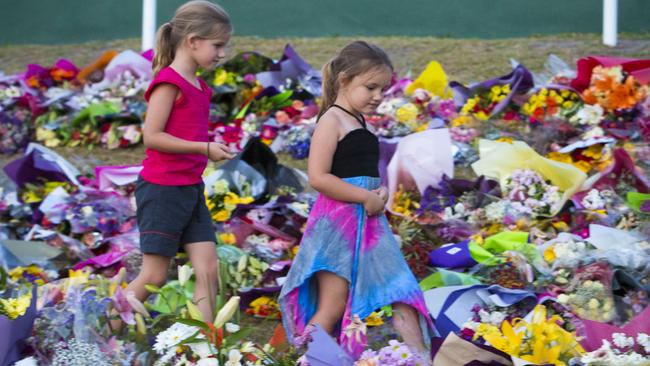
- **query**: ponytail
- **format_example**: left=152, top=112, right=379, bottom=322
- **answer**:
left=319, top=60, right=339, bottom=118
left=152, top=22, right=176, bottom=75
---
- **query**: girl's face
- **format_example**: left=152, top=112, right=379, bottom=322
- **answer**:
left=339, top=65, right=392, bottom=115
left=190, top=33, right=231, bottom=70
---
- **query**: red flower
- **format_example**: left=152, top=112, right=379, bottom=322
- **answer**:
left=221, top=125, right=243, bottom=144
left=283, top=106, right=300, bottom=118
left=503, top=110, right=519, bottom=121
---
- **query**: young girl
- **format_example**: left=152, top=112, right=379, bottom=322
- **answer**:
left=278, top=41, right=435, bottom=359
left=122, top=0, right=234, bottom=324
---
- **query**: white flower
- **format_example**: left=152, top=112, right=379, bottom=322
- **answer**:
left=240, top=341, right=256, bottom=353
left=225, top=322, right=240, bottom=333
left=612, top=332, right=635, bottom=349
left=178, top=264, right=194, bottom=287
left=489, top=311, right=506, bottom=325
left=81, top=205, right=95, bottom=217
left=637, top=333, right=650, bottom=353
left=153, top=323, right=199, bottom=355
left=197, top=359, right=220, bottom=366
left=225, top=349, right=243, bottom=366
left=582, top=189, right=606, bottom=210
left=570, top=104, right=604, bottom=126
left=588, top=298, right=600, bottom=310
left=214, top=296, right=240, bottom=328
left=557, top=294, right=570, bottom=304
left=213, top=180, right=230, bottom=195
left=190, top=342, right=215, bottom=358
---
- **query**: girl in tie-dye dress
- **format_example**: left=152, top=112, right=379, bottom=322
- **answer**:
left=278, top=41, right=435, bottom=360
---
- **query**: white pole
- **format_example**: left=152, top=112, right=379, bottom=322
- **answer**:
left=142, top=0, right=157, bottom=51
left=603, top=0, right=618, bottom=47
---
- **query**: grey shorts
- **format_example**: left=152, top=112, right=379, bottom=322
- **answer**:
left=135, top=176, right=215, bottom=257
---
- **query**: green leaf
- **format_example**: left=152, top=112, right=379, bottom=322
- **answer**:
left=627, top=191, right=650, bottom=213
left=268, top=90, right=293, bottom=104
left=176, top=318, right=210, bottom=332
left=144, top=284, right=161, bottom=293
left=223, top=327, right=253, bottom=346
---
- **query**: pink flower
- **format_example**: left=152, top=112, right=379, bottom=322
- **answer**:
left=437, top=99, right=457, bottom=118
left=243, top=74, right=256, bottom=84
left=112, top=286, right=135, bottom=325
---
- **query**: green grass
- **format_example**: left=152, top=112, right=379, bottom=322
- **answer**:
left=2, top=34, right=650, bottom=83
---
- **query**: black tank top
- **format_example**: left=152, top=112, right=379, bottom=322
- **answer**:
left=327, top=104, right=380, bottom=178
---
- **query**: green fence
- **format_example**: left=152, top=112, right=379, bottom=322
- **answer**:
left=1, top=0, right=649, bottom=45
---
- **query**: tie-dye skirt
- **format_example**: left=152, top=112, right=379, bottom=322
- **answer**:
left=278, top=176, right=435, bottom=358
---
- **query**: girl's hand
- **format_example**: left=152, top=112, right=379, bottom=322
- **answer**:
left=207, top=142, right=235, bottom=161
left=363, top=191, right=385, bottom=216
left=372, top=186, right=389, bottom=206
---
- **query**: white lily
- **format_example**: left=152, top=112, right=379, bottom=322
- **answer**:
left=214, top=296, right=240, bottom=328
left=178, top=264, right=194, bottom=287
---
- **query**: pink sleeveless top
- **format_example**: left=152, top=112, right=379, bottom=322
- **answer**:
left=140, top=67, right=212, bottom=185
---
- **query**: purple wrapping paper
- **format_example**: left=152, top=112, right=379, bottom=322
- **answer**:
left=305, top=324, right=355, bottom=366
left=449, top=65, right=534, bottom=117
left=0, top=286, right=37, bottom=366
left=429, top=240, right=478, bottom=269
left=3, top=144, right=80, bottom=188
left=255, top=44, right=322, bottom=96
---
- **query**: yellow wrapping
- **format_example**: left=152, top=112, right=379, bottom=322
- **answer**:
left=405, top=61, right=453, bottom=98
left=471, top=139, right=587, bottom=217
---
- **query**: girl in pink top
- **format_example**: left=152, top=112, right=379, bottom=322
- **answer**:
left=117, top=0, right=234, bottom=327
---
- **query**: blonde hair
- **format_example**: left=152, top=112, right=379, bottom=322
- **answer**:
left=152, top=0, right=232, bottom=75
left=319, top=41, right=393, bottom=117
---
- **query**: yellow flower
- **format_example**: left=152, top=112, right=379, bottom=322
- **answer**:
left=66, top=269, right=91, bottom=290
left=495, top=137, right=514, bottom=144
left=475, top=110, right=489, bottom=121
left=470, top=234, right=484, bottom=245
left=219, top=232, right=237, bottom=245
left=395, top=103, right=419, bottom=123
left=238, top=196, right=254, bottom=205
left=475, top=305, right=584, bottom=365
left=206, top=198, right=216, bottom=211
left=490, top=85, right=502, bottom=94
left=551, top=221, right=570, bottom=232
left=213, top=210, right=230, bottom=222
left=502, top=84, right=511, bottom=94
left=547, top=151, right=573, bottom=164
left=450, top=115, right=472, bottom=127
left=213, top=69, right=228, bottom=86
left=364, top=311, right=384, bottom=327
left=35, top=127, right=62, bottom=147
left=543, top=245, right=557, bottom=263
left=582, top=144, right=603, bottom=160
left=0, top=291, right=32, bottom=319
left=562, top=101, right=574, bottom=109
left=573, top=160, right=592, bottom=173
left=415, top=123, right=428, bottom=132
left=224, top=192, right=240, bottom=207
